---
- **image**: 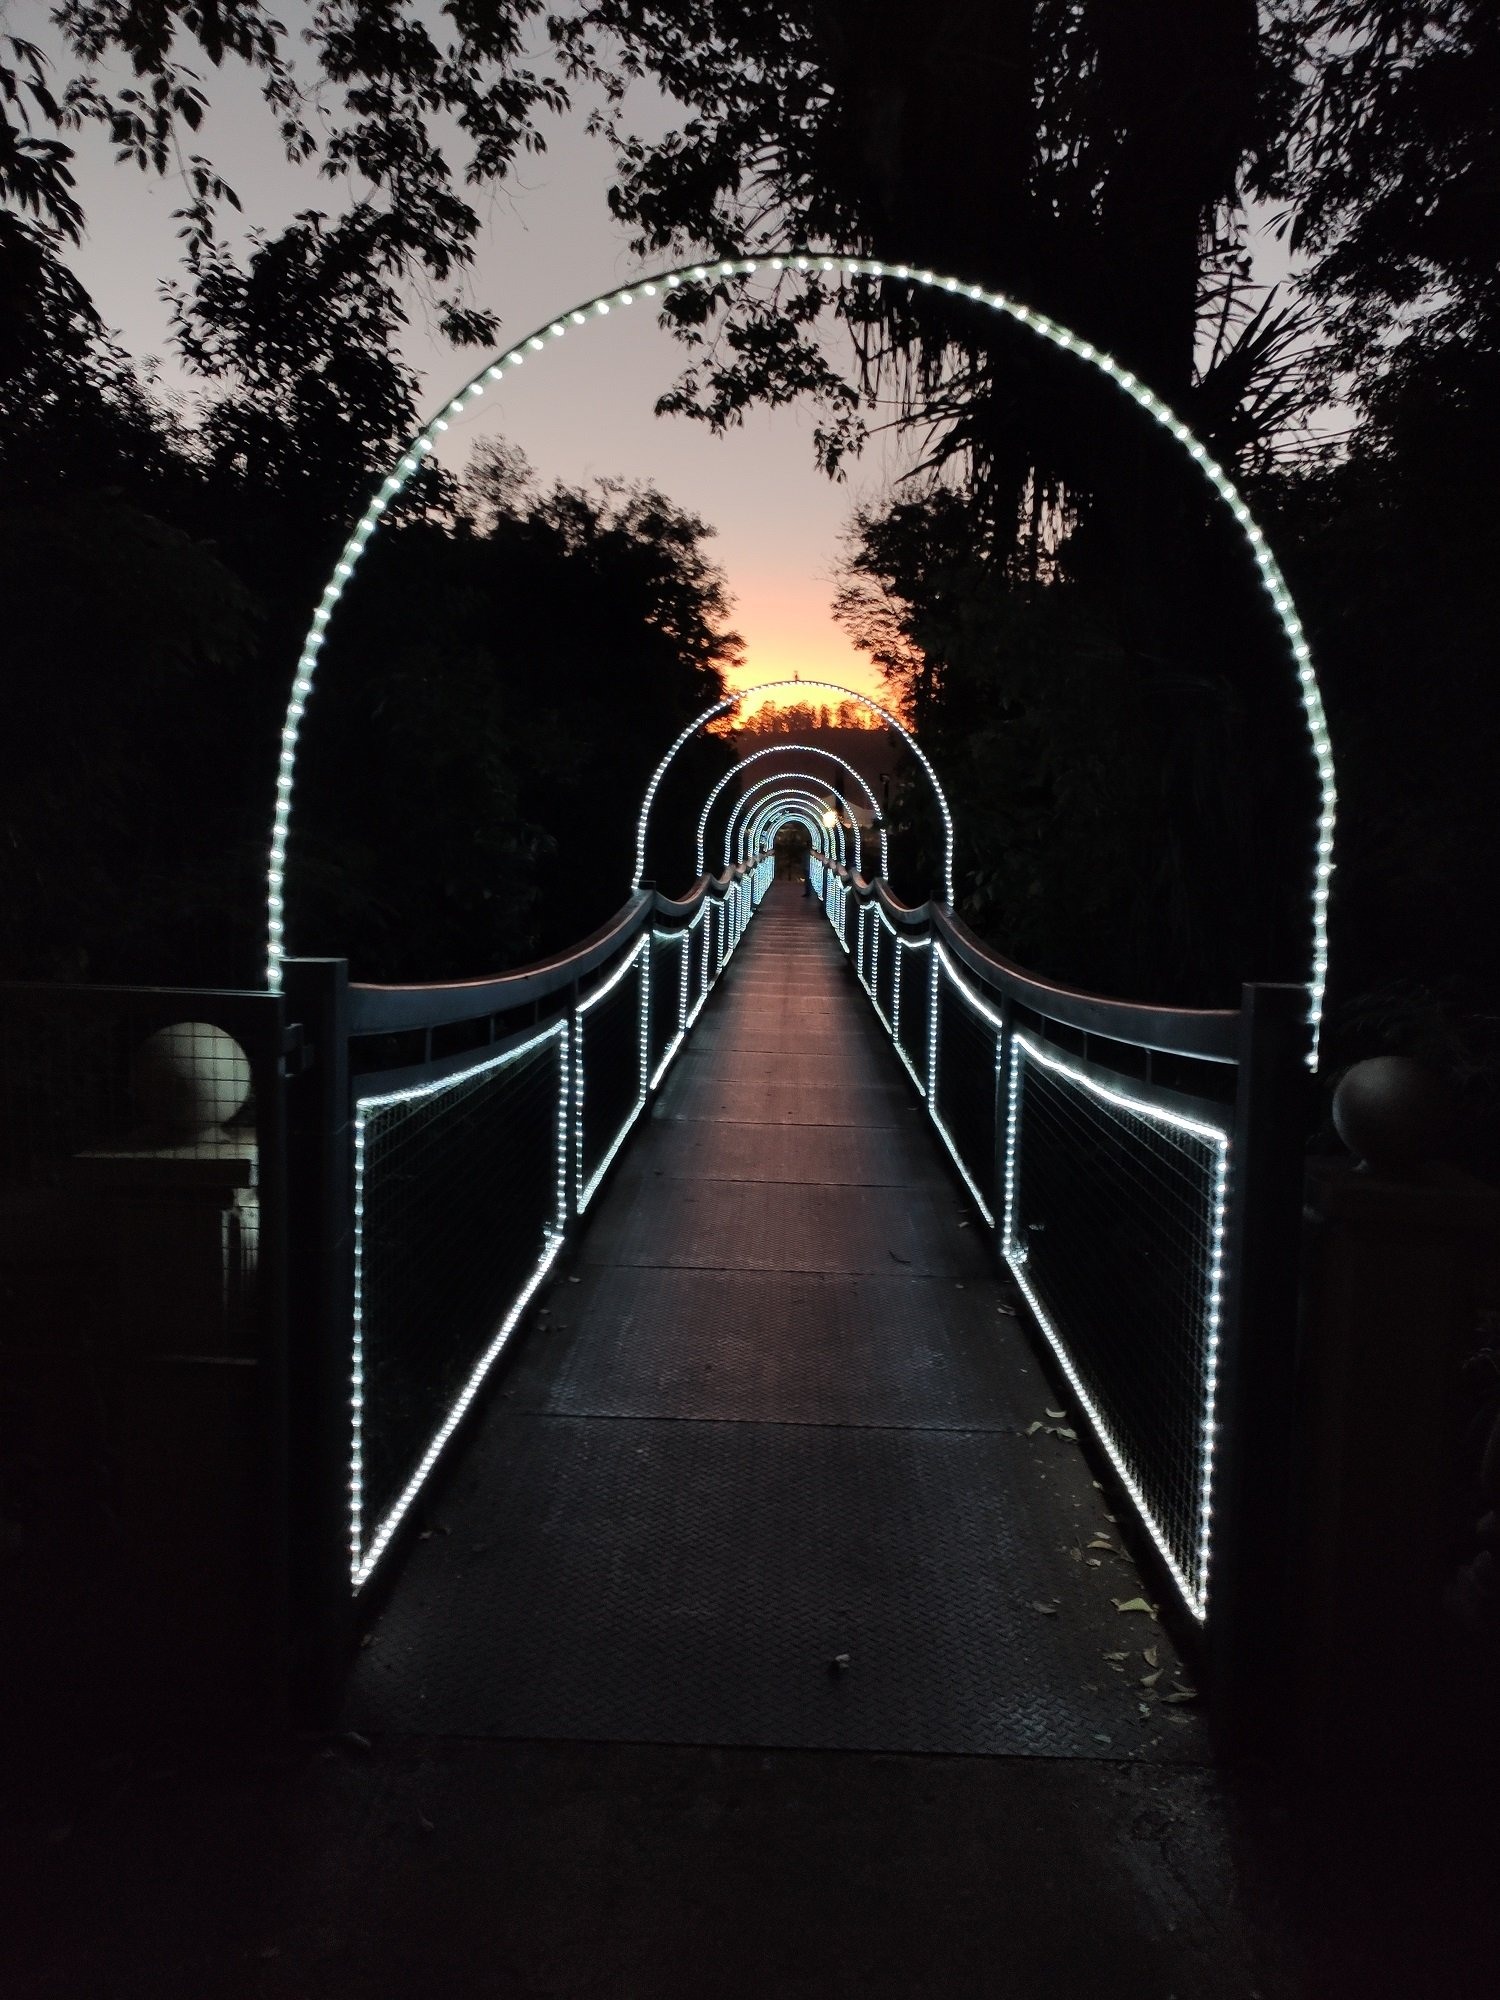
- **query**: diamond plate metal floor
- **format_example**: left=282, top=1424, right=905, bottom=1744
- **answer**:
left=347, top=882, right=1206, bottom=1761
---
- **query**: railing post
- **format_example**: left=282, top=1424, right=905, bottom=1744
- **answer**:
left=1210, top=981, right=1310, bottom=1750
left=567, top=975, right=581, bottom=1224
left=993, top=987, right=1014, bottom=1258
left=281, top=957, right=355, bottom=1720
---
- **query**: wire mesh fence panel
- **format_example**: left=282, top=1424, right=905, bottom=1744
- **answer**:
left=576, top=943, right=649, bottom=1210
left=1002, top=1034, right=1228, bottom=1617
left=649, top=931, right=685, bottom=1085
left=686, top=913, right=707, bottom=1021
left=874, top=917, right=898, bottom=1033
left=894, top=939, right=931, bottom=1095
left=352, top=1026, right=567, bottom=1584
left=932, top=960, right=1001, bottom=1223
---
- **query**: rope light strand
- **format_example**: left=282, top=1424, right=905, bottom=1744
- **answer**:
left=269, top=252, right=1333, bottom=1065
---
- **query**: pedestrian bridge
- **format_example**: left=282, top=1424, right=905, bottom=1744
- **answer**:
left=255, top=255, right=1323, bottom=1743
left=276, top=742, right=1306, bottom=1748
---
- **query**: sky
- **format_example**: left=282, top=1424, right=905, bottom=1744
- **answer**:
left=53, top=29, right=898, bottom=706
left=50, top=14, right=1311, bottom=718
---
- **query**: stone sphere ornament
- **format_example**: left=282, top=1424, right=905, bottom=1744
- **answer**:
left=130, top=1022, right=252, bottom=1138
left=1331, top=1055, right=1455, bottom=1173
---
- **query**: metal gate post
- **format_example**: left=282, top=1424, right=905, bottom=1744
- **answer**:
left=281, top=957, right=355, bottom=1720
left=1210, top=981, right=1311, bottom=1750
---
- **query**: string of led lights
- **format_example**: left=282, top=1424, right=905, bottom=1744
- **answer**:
left=268, top=251, right=1333, bottom=1063
left=826, top=862, right=1234, bottom=1621
left=742, top=797, right=839, bottom=856
left=697, top=743, right=887, bottom=877
left=574, top=930, right=652, bottom=1213
left=742, top=794, right=845, bottom=868
left=730, top=774, right=861, bottom=871
left=1001, top=1029, right=1230, bottom=1620
left=733, top=784, right=853, bottom=867
left=349, top=1020, right=569, bottom=1589
left=632, top=673, right=953, bottom=907
left=743, top=797, right=841, bottom=853
left=649, top=925, right=692, bottom=1089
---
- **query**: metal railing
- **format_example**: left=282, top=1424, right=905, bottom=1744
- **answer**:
left=282, top=859, right=770, bottom=1679
left=818, top=863, right=1307, bottom=1714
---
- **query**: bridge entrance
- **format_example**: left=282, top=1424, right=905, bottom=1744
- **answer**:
left=271, top=256, right=1327, bottom=1744
left=342, top=880, right=1205, bottom=1757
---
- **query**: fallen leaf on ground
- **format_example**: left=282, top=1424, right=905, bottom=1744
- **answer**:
left=1032, top=1601, right=1059, bottom=1615
left=1055, top=1426, right=1077, bottom=1440
left=1046, top=1408, right=1066, bottom=1420
left=1087, top=1537, right=1114, bottom=1552
left=1144, top=1646, right=1159, bottom=1667
left=1112, top=1597, right=1157, bottom=1617
left=1026, top=1420, right=1047, bottom=1436
left=997, top=1304, right=1018, bottom=1316
left=1140, top=1670, right=1163, bottom=1688
left=1103, top=1651, right=1128, bottom=1661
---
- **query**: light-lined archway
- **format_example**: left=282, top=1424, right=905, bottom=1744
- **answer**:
left=634, top=676, right=952, bottom=905
left=726, top=770, right=864, bottom=872
left=268, top=251, right=1334, bottom=1064
left=696, top=742, right=887, bottom=877
left=743, top=792, right=846, bottom=867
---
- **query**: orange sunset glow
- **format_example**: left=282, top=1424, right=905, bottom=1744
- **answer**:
left=720, top=575, right=887, bottom=709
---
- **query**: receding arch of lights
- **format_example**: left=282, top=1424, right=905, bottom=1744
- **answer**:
left=744, top=796, right=836, bottom=853
left=268, top=250, right=1333, bottom=1064
left=634, top=674, right=952, bottom=909
left=740, top=784, right=847, bottom=860
left=727, top=770, right=863, bottom=872
left=752, top=805, right=837, bottom=865
left=696, top=742, right=887, bottom=878
left=745, top=797, right=844, bottom=867
left=739, top=795, right=849, bottom=872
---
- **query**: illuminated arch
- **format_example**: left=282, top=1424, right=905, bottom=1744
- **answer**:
left=752, top=806, right=834, bottom=864
left=726, top=770, right=864, bottom=871
left=744, top=795, right=837, bottom=855
left=269, top=250, right=1334, bottom=1064
left=744, top=794, right=845, bottom=866
left=634, top=676, right=951, bottom=907
left=697, top=742, right=888, bottom=877
left=744, top=793, right=845, bottom=866
left=738, top=791, right=852, bottom=871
